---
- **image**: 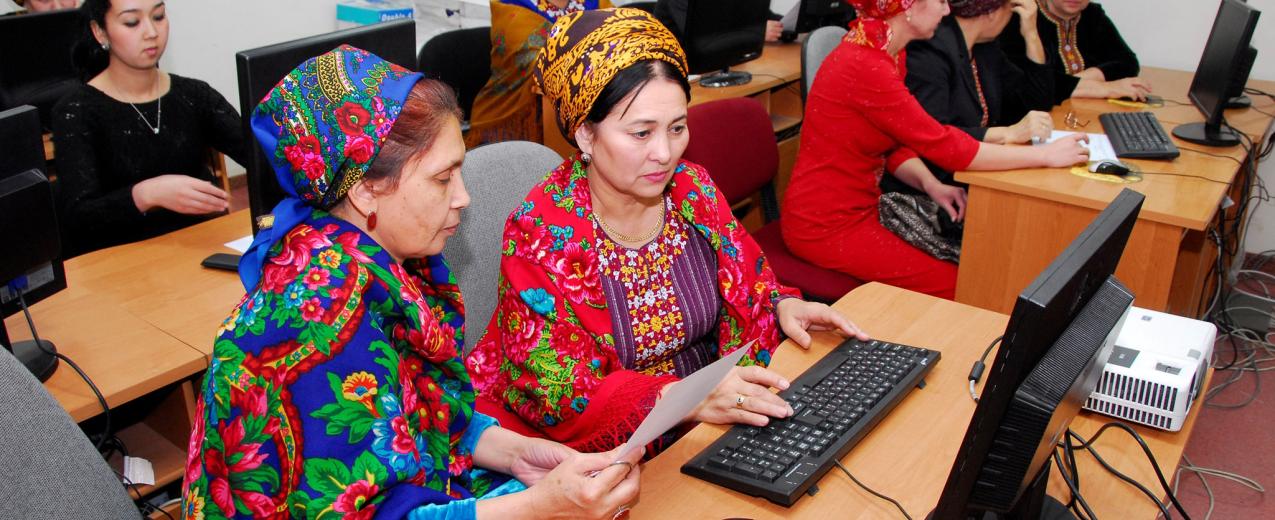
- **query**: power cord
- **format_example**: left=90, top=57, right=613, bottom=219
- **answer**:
left=1172, top=453, right=1266, bottom=520
left=14, top=287, right=112, bottom=451
left=1050, top=449, right=1098, bottom=520
left=1136, top=171, right=1233, bottom=185
left=833, top=459, right=913, bottom=520
left=1062, top=430, right=1172, bottom=519
left=1062, top=423, right=1192, bottom=520
left=967, top=335, right=1002, bottom=402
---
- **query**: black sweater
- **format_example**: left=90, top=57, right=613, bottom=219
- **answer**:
left=51, top=74, right=247, bottom=257
left=999, top=2, right=1139, bottom=104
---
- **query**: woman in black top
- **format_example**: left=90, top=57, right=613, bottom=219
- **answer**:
left=52, top=0, right=246, bottom=256
left=886, top=0, right=1054, bottom=196
left=1000, top=0, right=1151, bottom=103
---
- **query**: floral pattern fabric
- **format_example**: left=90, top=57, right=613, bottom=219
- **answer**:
left=184, top=212, right=503, bottom=519
left=465, top=155, right=799, bottom=452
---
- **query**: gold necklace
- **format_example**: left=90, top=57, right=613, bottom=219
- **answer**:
left=597, top=203, right=666, bottom=245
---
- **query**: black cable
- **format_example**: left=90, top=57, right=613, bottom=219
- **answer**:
left=1178, top=146, right=1244, bottom=166
left=833, top=459, right=913, bottom=520
left=1136, top=171, right=1233, bottom=185
left=16, top=291, right=112, bottom=451
left=1063, top=423, right=1192, bottom=520
left=1051, top=450, right=1097, bottom=520
left=967, top=335, right=1002, bottom=402
left=1065, top=430, right=1173, bottom=519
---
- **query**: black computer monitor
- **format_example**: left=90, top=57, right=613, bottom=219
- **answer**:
left=779, top=0, right=855, bottom=41
left=0, top=8, right=83, bottom=130
left=1172, top=0, right=1261, bottom=147
left=931, top=189, right=1145, bottom=519
left=1223, top=45, right=1258, bottom=109
left=0, top=105, right=65, bottom=382
left=235, top=19, right=416, bottom=235
left=658, top=0, right=770, bottom=88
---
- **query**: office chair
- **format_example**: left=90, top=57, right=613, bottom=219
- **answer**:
left=0, top=347, right=141, bottom=519
left=625, top=1, right=657, bottom=13
left=801, top=25, right=847, bottom=102
left=443, top=140, right=561, bottom=351
left=417, top=27, right=492, bottom=129
left=682, top=97, right=861, bottom=303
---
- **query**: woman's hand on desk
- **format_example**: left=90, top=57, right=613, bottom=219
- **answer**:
left=131, top=174, right=229, bottom=215
left=1038, top=133, right=1091, bottom=167
left=522, top=446, right=643, bottom=520
left=765, top=20, right=783, bottom=42
left=999, top=110, right=1053, bottom=145
left=776, top=298, right=870, bottom=349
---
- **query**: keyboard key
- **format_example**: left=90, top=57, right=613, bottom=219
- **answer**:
left=731, top=462, right=762, bottom=479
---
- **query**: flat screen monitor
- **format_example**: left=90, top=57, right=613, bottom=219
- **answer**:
left=0, top=106, right=64, bottom=381
left=658, top=0, right=769, bottom=88
left=931, top=189, right=1145, bottom=519
left=1172, top=0, right=1261, bottom=147
left=0, top=8, right=83, bottom=130
left=235, top=19, right=416, bottom=235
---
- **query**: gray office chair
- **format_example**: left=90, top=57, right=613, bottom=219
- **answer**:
left=0, top=347, right=141, bottom=519
left=444, top=141, right=561, bottom=352
left=801, top=25, right=848, bottom=101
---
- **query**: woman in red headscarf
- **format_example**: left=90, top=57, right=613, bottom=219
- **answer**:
left=781, top=0, right=1089, bottom=300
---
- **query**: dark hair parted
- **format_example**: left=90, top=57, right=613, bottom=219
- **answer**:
left=585, top=60, right=691, bottom=125
left=71, top=0, right=111, bottom=80
left=361, top=78, right=464, bottom=194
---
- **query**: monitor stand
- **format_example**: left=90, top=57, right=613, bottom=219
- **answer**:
left=699, top=68, right=752, bottom=88
left=1, top=323, right=58, bottom=382
left=1171, top=121, right=1241, bottom=147
left=1224, top=94, right=1252, bottom=109
left=927, top=461, right=1077, bottom=520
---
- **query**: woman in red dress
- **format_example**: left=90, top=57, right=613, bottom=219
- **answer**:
left=782, top=0, right=1089, bottom=300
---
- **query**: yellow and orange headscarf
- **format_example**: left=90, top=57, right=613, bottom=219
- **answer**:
left=846, top=0, right=918, bottom=51
left=534, top=7, right=688, bottom=145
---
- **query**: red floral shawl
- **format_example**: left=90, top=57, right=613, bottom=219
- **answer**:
left=465, top=155, right=799, bottom=452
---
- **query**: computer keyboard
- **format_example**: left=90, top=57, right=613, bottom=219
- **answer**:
left=680, top=338, right=940, bottom=506
left=1098, top=111, right=1180, bottom=159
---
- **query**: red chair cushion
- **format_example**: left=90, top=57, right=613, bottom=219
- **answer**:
left=753, top=222, right=862, bottom=303
left=683, top=98, right=779, bottom=205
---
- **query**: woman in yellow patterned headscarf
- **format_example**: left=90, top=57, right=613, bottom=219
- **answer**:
left=464, top=0, right=610, bottom=148
left=467, top=8, right=868, bottom=455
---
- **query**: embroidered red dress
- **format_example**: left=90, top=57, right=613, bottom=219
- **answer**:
left=781, top=35, right=980, bottom=300
left=466, top=155, right=799, bottom=453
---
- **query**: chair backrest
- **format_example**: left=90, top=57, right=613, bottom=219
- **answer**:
left=801, top=25, right=847, bottom=102
left=0, top=348, right=140, bottom=519
left=444, top=141, right=561, bottom=350
left=682, top=97, right=778, bottom=211
left=417, top=27, right=493, bottom=122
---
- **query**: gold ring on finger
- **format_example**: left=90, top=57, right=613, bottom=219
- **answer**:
left=734, top=394, right=747, bottom=409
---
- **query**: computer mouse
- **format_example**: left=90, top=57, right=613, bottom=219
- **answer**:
left=1088, top=160, right=1131, bottom=177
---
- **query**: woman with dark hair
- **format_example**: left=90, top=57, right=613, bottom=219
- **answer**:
left=183, top=45, right=641, bottom=520
left=464, top=0, right=611, bottom=147
left=466, top=8, right=868, bottom=455
left=999, top=0, right=1151, bottom=102
left=882, top=0, right=1054, bottom=196
left=781, top=0, right=1089, bottom=300
left=52, top=0, right=247, bottom=256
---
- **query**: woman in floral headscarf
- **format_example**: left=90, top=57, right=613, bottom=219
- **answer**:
left=781, top=0, right=1090, bottom=300
left=466, top=8, right=868, bottom=455
left=181, top=45, right=640, bottom=520
left=464, top=0, right=610, bottom=147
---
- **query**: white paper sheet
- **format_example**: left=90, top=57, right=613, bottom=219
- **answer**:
left=224, top=235, right=254, bottom=253
left=616, top=340, right=754, bottom=459
left=1038, top=130, right=1118, bottom=164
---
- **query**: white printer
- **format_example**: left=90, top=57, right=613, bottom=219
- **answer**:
left=1083, top=306, right=1216, bottom=431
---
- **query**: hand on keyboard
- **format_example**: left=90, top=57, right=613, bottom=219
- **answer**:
left=686, top=365, right=795, bottom=427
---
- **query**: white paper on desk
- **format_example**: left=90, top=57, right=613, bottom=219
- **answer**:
left=616, top=340, right=753, bottom=459
left=224, top=235, right=254, bottom=253
left=1038, top=130, right=1118, bottom=164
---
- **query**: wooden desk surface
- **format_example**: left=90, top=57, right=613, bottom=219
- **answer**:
left=66, top=211, right=253, bottom=356
left=4, top=278, right=207, bottom=422
left=957, top=67, right=1274, bottom=232
left=635, top=283, right=1205, bottom=519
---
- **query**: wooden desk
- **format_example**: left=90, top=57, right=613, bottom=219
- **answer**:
left=955, top=67, right=1275, bottom=316
left=635, top=283, right=1206, bottom=519
left=2, top=211, right=250, bottom=499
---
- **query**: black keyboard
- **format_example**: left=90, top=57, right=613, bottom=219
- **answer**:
left=680, top=339, right=940, bottom=506
left=1099, top=111, right=1180, bottom=159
